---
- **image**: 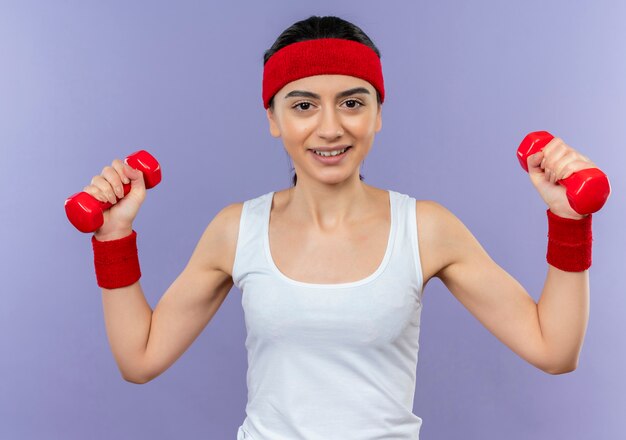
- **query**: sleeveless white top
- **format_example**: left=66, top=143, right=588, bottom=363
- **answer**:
left=232, top=189, right=425, bottom=439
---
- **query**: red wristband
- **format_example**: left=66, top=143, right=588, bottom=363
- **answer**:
left=546, top=209, right=592, bottom=272
left=92, top=230, right=141, bottom=289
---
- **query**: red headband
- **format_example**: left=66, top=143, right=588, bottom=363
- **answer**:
left=262, top=38, right=385, bottom=109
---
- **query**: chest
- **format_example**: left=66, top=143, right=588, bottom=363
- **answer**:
left=268, top=215, right=390, bottom=285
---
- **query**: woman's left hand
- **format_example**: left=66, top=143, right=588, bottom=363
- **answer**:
left=526, top=137, right=597, bottom=219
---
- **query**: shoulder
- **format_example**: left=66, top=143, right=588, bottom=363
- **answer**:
left=217, top=201, right=245, bottom=225
left=414, top=199, right=480, bottom=282
left=414, top=199, right=456, bottom=241
left=196, top=202, right=244, bottom=277
left=414, top=199, right=458, bottom=234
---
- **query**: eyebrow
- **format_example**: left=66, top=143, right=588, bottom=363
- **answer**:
left=283, top=87, right=371, bottom=100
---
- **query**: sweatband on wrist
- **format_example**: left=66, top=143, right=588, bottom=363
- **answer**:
left=262, top=38, right=385, bottom=109
left=546, top=209, right=592, bottom=272
left=92, top=230, right=141, bottom=289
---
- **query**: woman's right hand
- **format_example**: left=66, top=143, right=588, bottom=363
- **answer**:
left=83, top=159, right=147, bottom=240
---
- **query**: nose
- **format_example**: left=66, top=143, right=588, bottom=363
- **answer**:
left=316, top=105, right=344, bottom=139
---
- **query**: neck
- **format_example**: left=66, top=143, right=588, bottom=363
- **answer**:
left=285, top=175, right=372, bottom=231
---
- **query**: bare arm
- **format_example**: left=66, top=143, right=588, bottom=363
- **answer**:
left=99, top=202, right=242, bottom=383
left=536, top=265, right=589, bottom=372
left=421, top=200, right=589, bottom=374
left=99, top=253, right=152, bottom=383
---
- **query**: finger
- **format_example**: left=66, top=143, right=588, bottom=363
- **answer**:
left=579, top=153, right=596, bottom=168
left=91, top=173, right=117, bottom=204
left=527, top=150, right=544, bottom=173
left=123, top=162, right=140, bottom=181
left=83, top=184, right=111, bottom=203
left=112, top=159, right=130, bottom=185
left=83, top=182, right=110, bottom=204
left=551, top=168, right=559, bottom=184
left=560, top=159, right=597, bottom=181
left=553, top=150, right=578, bottom=180
left=101, top=165, right=125, bottom=200
left=542, top=141, right=569, bottom=172
left=559, top=162, right=577, bottom=181
left=124, top=164, right=146, bottom=193
left=544, top=148, right=572, bottom=183
left=540, top=137, right=563, bottom=167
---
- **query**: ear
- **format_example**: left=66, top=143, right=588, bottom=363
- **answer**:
left=375, top=103, right=382, bottom=132
left=266, top=108, right=281, bottom=138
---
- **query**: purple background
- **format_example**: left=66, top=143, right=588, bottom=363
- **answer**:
left=1, top=1, right=624, bottom=439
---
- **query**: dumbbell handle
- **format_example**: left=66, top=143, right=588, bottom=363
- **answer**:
left=517, top=131, right=610, bottom=214
left=65, top=150, right=161, bottom=233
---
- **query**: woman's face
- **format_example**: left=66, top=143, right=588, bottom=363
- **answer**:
left=267, top=74, right=382, bottom=186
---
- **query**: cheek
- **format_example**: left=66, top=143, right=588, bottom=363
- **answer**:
left=282, top=117, right=315, bottom=140
left=345, top=117, right=376, bottom=137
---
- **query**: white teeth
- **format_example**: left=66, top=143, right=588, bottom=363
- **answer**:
left=313, top=148, right=348, bottom=157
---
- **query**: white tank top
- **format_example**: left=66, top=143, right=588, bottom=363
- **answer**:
left=233, top=189, right=425, bottom=439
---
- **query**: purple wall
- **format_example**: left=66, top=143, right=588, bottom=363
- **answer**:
left=1, top=1, right=624, bottom=438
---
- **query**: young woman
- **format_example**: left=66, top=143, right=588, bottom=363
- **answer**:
left=85, top=15, right=596, bottom=439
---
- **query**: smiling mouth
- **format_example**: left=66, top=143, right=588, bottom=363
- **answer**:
left=311, top=146, right=352, bottom=157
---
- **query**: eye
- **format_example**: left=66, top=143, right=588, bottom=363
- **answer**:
left=343, top=99, right=364, bottom=109
left=292, top=101, right=314, bottom=111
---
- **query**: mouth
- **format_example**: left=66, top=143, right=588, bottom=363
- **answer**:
left=308, top=146, right=352, bottom=164
left=309, top=146, right=352, bottom=157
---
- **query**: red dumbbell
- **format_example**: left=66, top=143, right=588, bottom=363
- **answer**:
left=65, top=150, right=162, bottom=233
left=516, top=131, right=610, bottom=215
